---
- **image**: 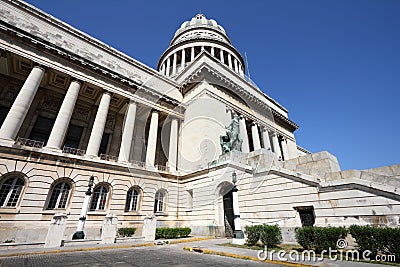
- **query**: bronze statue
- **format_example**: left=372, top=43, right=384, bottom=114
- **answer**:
left=220, top=114, right=243, bottom=154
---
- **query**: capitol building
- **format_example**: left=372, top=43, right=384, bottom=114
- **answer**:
left=0, top=0, right=399, bottom=244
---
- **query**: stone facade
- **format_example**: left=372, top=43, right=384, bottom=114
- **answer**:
left=0, top=0, right=398, bottom=245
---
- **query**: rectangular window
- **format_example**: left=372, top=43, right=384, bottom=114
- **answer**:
left=63, top=125, right=84, bottom=149
left=187, top=189, right=193, bottom=210
left=98, top=133, right=110, bottom=155
left=29, top=117, right=55, bottom=143
left=0, top=106, right=10, bottom=127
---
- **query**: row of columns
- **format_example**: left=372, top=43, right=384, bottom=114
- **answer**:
left=161, top=46, right=244, bottom=77
left=226, top=108, right=290, bottom=160
left=0, top=65, right=179, bottom=170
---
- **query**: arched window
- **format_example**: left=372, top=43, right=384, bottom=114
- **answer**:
left=154, top=190, right=166, bottom=213
left=125, top=187, right=140, bottom=212
left=90, top=185, right=109, bottom=211
left=47, top=181, right=72, bottom=210
left=0, top=176, right=25, bottom=208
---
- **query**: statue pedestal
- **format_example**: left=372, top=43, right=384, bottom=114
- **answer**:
left=209, top=150, right=247, bottom=168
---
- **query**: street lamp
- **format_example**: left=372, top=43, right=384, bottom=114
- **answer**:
left=231, top=171, right=245, bottom=245
left=72, top=175, right=94, bottom=240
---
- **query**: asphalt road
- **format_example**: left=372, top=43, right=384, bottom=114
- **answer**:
left=0, top=245, right=285, bottom=267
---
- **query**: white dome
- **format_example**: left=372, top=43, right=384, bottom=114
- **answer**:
left=174, top=14, right=227, bottom=39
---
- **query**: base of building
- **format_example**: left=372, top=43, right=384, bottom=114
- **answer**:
left=72, top=231, right=85, bottom=240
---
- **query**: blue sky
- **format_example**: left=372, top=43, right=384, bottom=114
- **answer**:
left=23, top=0, right=400, bottom=171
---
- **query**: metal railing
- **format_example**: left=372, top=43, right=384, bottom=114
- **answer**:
left=15, top=137, right=44, bottom=149
left=62, top=146, right=85, bottom=156
left=130, top=160, right=146, bottom=169
left=99, top=154, right=118, bottom=162
left=155, top=165, right=169, bottom=172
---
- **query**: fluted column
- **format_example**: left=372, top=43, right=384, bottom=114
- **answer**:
left=168, top=118, right=178, bottom=171
left=220, top=50, right=225, bottom=64
left=239, top=116, right=249, bottom=153
left=228, top=54, right=233, bottom=69
left=281, top=137, right=290, bottom=161
left=85, top=91, right=111, bottom=157
left=271, top=133, right=281, bottom=159
left=172, top=52, right=177, bottom=75
left=226, top=108, right=233, bottom=123
left=145, top=111, right=159, bottom=166
left=180, top=49, right=186, bottom=71
left=239, top=65, right=244, bottom=77
left=262, top=128, right=272, bottom=150
left=166, top=57, right=171, bottom=76
left=0, top=65, right=45, bottom=141
left=191, top=47, right=195, bottom=61
left=161, top=63, right=165, bottom=75
left=234, top=58, right=239, bottom=73
left=118, top=100, right=137, bottom=162
left=45, top=80, right=81, bottom=151
left=251, top=123, right=261, bottom=150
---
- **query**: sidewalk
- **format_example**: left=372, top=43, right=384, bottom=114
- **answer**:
left=0, top=237, right=396, bottom=267
left=172, top=238, right=396, bottom=267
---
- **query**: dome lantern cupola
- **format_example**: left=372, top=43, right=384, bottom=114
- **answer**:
left=158, top=14, right=245, bottom=78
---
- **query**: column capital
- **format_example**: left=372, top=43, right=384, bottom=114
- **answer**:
left=125, top=98, right=136, bottom=104
left=101, top=89, right=113, bottom=96
left=33, top=64, right=48, bottom=72
left=251, top=122, right=258, bottom=127
left=70, top=79, right=83, bottom=85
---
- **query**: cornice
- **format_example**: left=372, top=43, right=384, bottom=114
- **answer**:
left=5, top=0, right=178, bottom=88
left=178, top=52, right=289, bottom=113
left=0, top=20, right=183, bottom=109
left=180, top=61, right=298, bottom=131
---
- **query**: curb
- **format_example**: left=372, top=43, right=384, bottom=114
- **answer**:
left=183, top=246, right=315, bottom=267
left=0, top=237, right=213, bottom=258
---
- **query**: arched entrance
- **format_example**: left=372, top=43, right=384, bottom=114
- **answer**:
left=215, top=181, right=235, bottom=237
left=223, top=189, right=234, bottom=238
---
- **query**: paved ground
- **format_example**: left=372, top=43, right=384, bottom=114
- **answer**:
left=0, top=244, right=281, bottom=267
left=0, top=238, right=395, bottom=267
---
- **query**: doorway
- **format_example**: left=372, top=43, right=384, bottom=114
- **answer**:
left=223, top=190, right=234, bottom=238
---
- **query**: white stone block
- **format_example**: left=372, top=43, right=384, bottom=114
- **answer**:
left=101, top=214, right=118, bottom=244
left=143, top=215, right=157, bottom=241
left=44, top=213, right=68, bottom=248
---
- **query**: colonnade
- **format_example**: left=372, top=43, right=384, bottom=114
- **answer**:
left=160, top=45, right=244, bottom=77
left=226, top=108, right=290, bottom=160
left=0, top=65, right=179, bottom=170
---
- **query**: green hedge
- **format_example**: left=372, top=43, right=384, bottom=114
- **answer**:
left=295, top=226, right=348, bottom=253
left=155, top=227, right=191, bottom=239
left=118, top=227, right=136, bottom=237
left=349, top=225, right=400, bottom=262
left=244, top=224, right=282, bottom=247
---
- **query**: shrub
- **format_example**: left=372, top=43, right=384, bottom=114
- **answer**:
left=349, top=225, right=400, bottom=262
left=295, top=226, right=348, bottom=253
left=155, top=227, right=191, bottom=239
left=295, top=226, right=315, bottom=250
left=313, top=227, right=347, bottom=253
left=118, top=227, right=136, bottom=237
left=244, top=224, right=263, bottom=246
left=259, top=224, right=282, bottom=248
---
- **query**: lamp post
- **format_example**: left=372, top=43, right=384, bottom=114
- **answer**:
left=231, top=171, right=245, bottom=245
left=72, top=175, right=94, bottom=240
